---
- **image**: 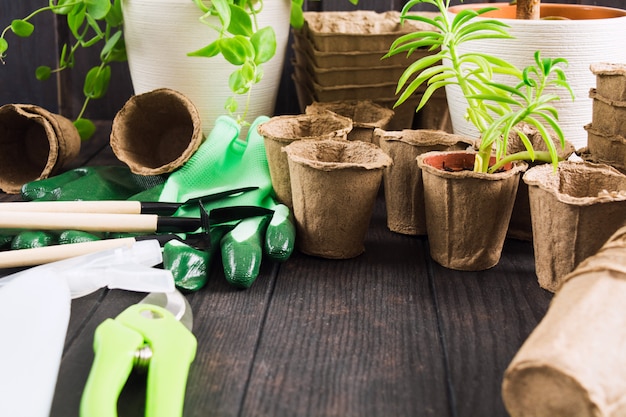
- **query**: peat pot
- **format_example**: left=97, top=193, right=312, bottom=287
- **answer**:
left=376, top=129, right=474, bottom=235
left=0, top=104, right=80, bottom=194
left=446, top=3, right=626, bottom=149
left=284, top=139, right=392, bottom=259
left=503, top=226, right=626, bottom=417
left=523, top=161, right=626, bottom=292
left=417, top=150, right=527, bottom=270
left=110, top=88, right=204, bottom=175
left=257, top=113, right=352, bottom=209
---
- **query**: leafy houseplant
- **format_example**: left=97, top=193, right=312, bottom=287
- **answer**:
left=384, top=0, right=573, bottom=271
left=386, top=0, right=574, bottom=174
left=0, top=0, right=358, bottom=139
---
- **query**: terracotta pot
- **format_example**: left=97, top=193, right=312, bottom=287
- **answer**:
left=257, top=113, right=352, bottom=209
left=503, top=226, right=626, bottom=417
left=445, top=3, right=626, bottom=150
left=376, top=129, right=474, bottom=236
left=0, top=104, right=81, bottom=194
left=417, top=150, right=527, bottom=270
left=284, top=139, right=392, bottom=259
left=523, top=161, right=626, bottom=292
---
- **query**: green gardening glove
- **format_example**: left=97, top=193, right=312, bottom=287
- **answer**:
left=8, top=167, right=162, bottom=251
left=21, top=166, right=166, bottom=201
left=158, top=115, right=295, bottom=289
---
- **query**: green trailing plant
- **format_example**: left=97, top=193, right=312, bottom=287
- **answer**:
left=1, top=0, right=358, bottom=139
left=1, top=0, right=126, bottom=140
left=385, top=0, right=574, bottom=173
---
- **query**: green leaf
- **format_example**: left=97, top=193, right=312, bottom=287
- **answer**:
left=0, top=38, right=8, bottom=56
left=11, top=20, right=35, bottom=37
left=74, top=118, right=96, bottom=141
left=35, top=66, right=52, bottom=81
left=219, top=36, right=255, bottom=66
left=227, top=4, right=253, bottom=36
left=51, top=0, right=77, bottom=15
left=105, top=0, right=124, bottom=26
left=212, top=0, right=232, bottom=29
left=100, top=30, right=122, bottom=61
left=229, top=69, right=249, bottom=94
left=290, top=0, right=305, bottom=28
left=85, top=0, right=111, bottom=20
left=67, top=4, right=86, bottom=40
left=225, top=96, right=238, bottom=114
left=251, top=26, right=276, bottom=64
left=83, top=65, right=111, bottom=99
left=187, top=41, right=221, bottom=58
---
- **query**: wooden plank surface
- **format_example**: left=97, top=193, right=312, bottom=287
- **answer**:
left=0, top=121, right=553, bottom=416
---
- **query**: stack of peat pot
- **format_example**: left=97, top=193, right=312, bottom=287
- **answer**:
left=584, top=63, right=626, bottom=173
left=292, top=11, right=450, bottom=131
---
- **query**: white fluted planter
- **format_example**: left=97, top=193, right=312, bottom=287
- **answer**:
left=122, top=0, right=291, bottom=135
left=445, top=3, right=626, bottom=150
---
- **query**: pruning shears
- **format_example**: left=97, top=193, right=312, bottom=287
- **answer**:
left=80, top=290, right=196, bottom=417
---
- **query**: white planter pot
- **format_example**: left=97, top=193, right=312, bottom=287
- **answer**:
left=122, top=0, right=291, bottom=135
left=445, top=3, right=626, bottom=150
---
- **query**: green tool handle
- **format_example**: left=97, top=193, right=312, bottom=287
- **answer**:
left=80, top=319, right=144, bottom=417
left=120, top=304, right=197, bottom=417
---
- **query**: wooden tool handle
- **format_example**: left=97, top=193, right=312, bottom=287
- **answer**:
left=0, top=200, right=142, bottom=214
left=0, top=212, right=158, bottom=232
left=0, top=238, right=137, bottom=268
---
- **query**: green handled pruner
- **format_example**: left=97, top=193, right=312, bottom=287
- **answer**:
left=80, top=291, right=196, bottom=417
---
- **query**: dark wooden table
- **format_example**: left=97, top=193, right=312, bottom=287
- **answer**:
left=0, top=122, right=553, bottom=417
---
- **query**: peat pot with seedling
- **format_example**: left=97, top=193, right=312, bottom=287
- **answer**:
left=386, top=0, right=573, bottom=271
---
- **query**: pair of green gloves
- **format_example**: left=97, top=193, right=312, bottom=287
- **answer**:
left=11, top=116, right=295, bottom=290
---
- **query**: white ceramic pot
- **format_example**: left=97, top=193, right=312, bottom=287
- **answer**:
left=445, top=3, right=626, bottom=150
left=122, top=0, right=291, bottom=135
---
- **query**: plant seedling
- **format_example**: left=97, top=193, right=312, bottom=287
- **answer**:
left=386, top=0, right=573, bottom=173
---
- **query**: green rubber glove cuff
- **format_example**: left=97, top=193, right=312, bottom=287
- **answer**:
left=158, top=115, right=274, bottom=216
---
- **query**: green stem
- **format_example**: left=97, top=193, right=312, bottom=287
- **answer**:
left=487, top=150, right=556, bottom=173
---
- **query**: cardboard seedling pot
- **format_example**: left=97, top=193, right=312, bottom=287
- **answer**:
left=417, top=151, right=527, bottom=271
left=505, top=123, right=576, bottom=241
left=305, top=100, right=394, bottom=143
left=110, top=88, right=204, bottom=176
left=284, top=139, right=392, bottom=259
left=0, top=104, right=81, bottom=194
left=590, top=89, right=626, bottom=138
left=585, top=123, right=626, bottom=172
left=257, top=113, right=352, bottom=209
left=523, top=161, right=626, bottom=293
left=590, top=62, right=626, bottom=102
left=376, top=129, right=474, bottom=235
left=301, top=10, right=436, bottom=53
left=502, top=225, right=626, bottom=417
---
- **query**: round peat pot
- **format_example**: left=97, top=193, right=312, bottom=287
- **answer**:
left=417, top=150, right=527, bottom=270
left=0, top=104, right=80, bottom=194
left=523, top=161, right=626, bottom=292
left=110, top=88, right=204, bottom=176
left=376, top=129, right=475, bottom=236
left=257, top=113, right=352, bottom=209
left=284, top=139, right=391, bottom=259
